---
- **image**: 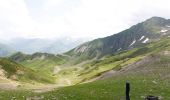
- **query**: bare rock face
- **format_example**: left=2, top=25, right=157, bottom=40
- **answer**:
left=145, top=95, right=158, bottom=100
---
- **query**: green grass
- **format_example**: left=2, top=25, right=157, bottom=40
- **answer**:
left=0, top=90, right=35, bottom=100
left=29, top=54, right=170, bottom=100
left=0, top=74, right=169, bottom=100
left=0, top=58, right=55, bottom=83
left=51, top=37, right=170, bottom=84
left=0, top=37, right=170, bottom=99
left=20, top=58, right=66, bottom=84
left=0, top=58, right=23, bottom=76
left=37, top=76, right=169, bottom=100
left=9, top=53, right=67, bottom=84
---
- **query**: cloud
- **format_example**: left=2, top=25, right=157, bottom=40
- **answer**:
left=0, top=0, right=35, bottom=38
left=1, top=0, right=170, bottom=40
left=66, top=0, right=143, bottom=37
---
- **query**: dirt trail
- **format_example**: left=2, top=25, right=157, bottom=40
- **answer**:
left=0, top=77, right=19, bottom=90
left=0, top=83, right=18, bottom=90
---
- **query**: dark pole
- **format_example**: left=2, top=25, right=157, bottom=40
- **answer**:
left=126, top=82, right=130, bottom=100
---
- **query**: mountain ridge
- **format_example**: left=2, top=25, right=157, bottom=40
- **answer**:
left=4, top=37, right=91, bottom=54
left=65, top=17, right=170, bottom=63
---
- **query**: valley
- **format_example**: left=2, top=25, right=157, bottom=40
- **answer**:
left=0, top=17, right=170, bottom=99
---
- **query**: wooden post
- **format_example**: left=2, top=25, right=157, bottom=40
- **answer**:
left=126, top=82, right=130, bottom=100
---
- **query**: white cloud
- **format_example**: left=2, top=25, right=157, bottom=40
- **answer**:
left=1, top=0, right=170, bottom=40
left=0, top=0, right=35, bottom=38
left=66, top=0, right=142, bottom=37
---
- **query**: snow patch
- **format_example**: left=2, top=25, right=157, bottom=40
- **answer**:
left=142, top=38, right=149, bottom=43
left=139, top=36, right=145, bottom=41
left=129, top=40, right=136, bottom=47
left=160, top=29, right=168, bottom=33
left=117, top=48, right=122, bottom=51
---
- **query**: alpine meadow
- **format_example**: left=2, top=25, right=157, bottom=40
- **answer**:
left=0, top=0, right=170, bottom=100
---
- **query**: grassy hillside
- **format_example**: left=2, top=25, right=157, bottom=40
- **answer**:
left=36, top=37, right=170, bottom=83
left=1, top=17, right=170, bottom=99
left=0, top=37, right=170, bottom=99
left=30, top=37, right=170, bottom=99
left=9, top=52, right=67, bottom=84
left=0, top=58, right=55, bottom=83
left=10, top=52, right=66, bottom=69
left=10, top=37, right=170, bottom=85
left=39, top=62, right=170, bottom=100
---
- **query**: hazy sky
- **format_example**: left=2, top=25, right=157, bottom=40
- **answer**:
left=1, top=0, right=170, bottom=40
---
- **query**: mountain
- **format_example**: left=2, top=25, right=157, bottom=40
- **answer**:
left=9, top=52, right=66, bottom=71
left=6, top=37, right=90, bottom=54
left=66, top=17, right=170, bottom=63
left=25, top=34, right=170, bottom=99
left=1, top=17, right=170, bottom=99
left=42, top=51, right=170, bottom=100
left=9, top=17, right=170, bottom=85
left=9, top=52, right=68, bottom=85
left=9, top=36, right=170, bottom=100
left=8, top=17, right=170, bottom=85
left=0, top=43, right=15, bottom=57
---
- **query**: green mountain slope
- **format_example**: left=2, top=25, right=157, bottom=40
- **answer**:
left=31, top=37, right=170, bottom=100
left=10, top=52, right=66, bottom=70
left=39, top=53, right=170, bottom=100
left=0, top=58, right=55, bottom=83
left=66, top=17, right=170, bottom=63
left=9, top=52, right=67, bottom=85
left=1, top=36, right=170, bottom=100
left=0, top=17, right=170, bottom=99
left=66, top=37, right=170, bottom=82
left=8, top=17, right=170, bottom=86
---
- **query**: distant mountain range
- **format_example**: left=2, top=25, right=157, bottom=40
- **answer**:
left=0, top=37, right=91, bottom=56
left=66, top=17, right=170, bottom=62
left=0, top=43, right=15, bottom=57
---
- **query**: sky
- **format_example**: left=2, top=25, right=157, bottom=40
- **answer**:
left=1, top=0, right=170, bottom=40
